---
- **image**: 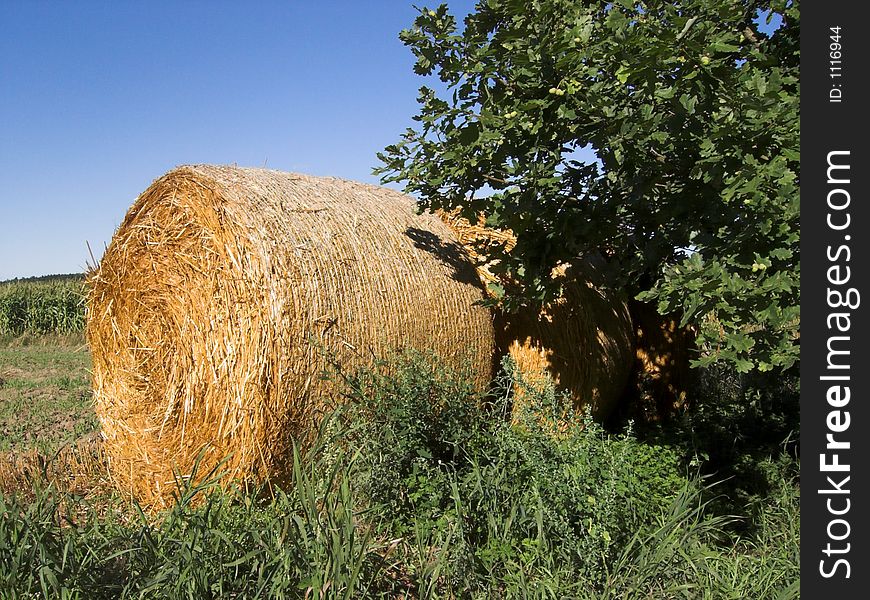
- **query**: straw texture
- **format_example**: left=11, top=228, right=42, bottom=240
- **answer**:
left=629, top=300, right=695, bottom=420
left=0, top=434, right=109, bottom=501
left=440, top=212, right=633, bottom=419
left=87, top=165, right=494, bottom=508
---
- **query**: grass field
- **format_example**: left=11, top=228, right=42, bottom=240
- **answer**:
left=0, top=341, right=799, bottom=599
left=0, top=279, right=799, bottom=598
left=0, top=335, right=97, bottom=454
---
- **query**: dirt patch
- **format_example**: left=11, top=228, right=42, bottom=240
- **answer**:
left=0, top=338, right=113, bottom=512
left=0, top=340, right=97, bottom=454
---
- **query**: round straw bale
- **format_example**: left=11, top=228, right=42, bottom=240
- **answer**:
left=440, top=211, right=634, bottom=419
left=87, top=165, right=494, bottom=507
left=626, top=300, right=696, bottom=421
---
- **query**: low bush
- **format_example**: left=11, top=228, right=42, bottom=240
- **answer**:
left=632, top=357, right=800, bottom=534
left=340, top=352, right=693, bottom=592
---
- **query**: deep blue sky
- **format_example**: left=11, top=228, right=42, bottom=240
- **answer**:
left=0, top=0, right=477, bottom=279
left=0, top=2, right=782, bottom=280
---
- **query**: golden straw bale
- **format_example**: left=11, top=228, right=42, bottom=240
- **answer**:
left=87, top=165, right=494, bottom=508
left=439, top=211, right=634, bottom=419
left=628, top=300, right=696, bottom=421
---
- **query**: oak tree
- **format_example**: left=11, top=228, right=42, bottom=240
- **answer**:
left=377, top=0, right=799, bottom=373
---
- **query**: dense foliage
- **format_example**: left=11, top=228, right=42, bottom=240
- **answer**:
left=342, top=354, right=689, bottom=588
left=0, top=277, right=85, bottom=336
left=377, top=0, right=800, bottom=373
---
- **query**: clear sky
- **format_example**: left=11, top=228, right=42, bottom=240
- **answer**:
left=0, top=0, right=478, bottom=280
left=0, top=2, right=781, bottom=281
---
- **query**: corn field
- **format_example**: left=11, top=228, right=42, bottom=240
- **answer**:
left=0, top=276, right=85, bottom=335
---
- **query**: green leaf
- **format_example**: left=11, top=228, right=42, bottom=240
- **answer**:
left=616, top=65, right=630, bottom=84
left=679, top=94, right=697, bottom=114
left=458, top=122, right=480, bottom=144
left=734, top=358, right=754, bottom=373
left=709, top=41, right=741, bottom=53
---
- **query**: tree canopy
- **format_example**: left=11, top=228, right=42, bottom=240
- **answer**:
left=377, top=0, right=799, bottom=373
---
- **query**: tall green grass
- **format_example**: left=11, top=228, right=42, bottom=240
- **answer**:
left=0, top=442, right=386, bottom=598
left=0, top=277, right=85, bottom=336
left=0, top=353, right=799, bottom=598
